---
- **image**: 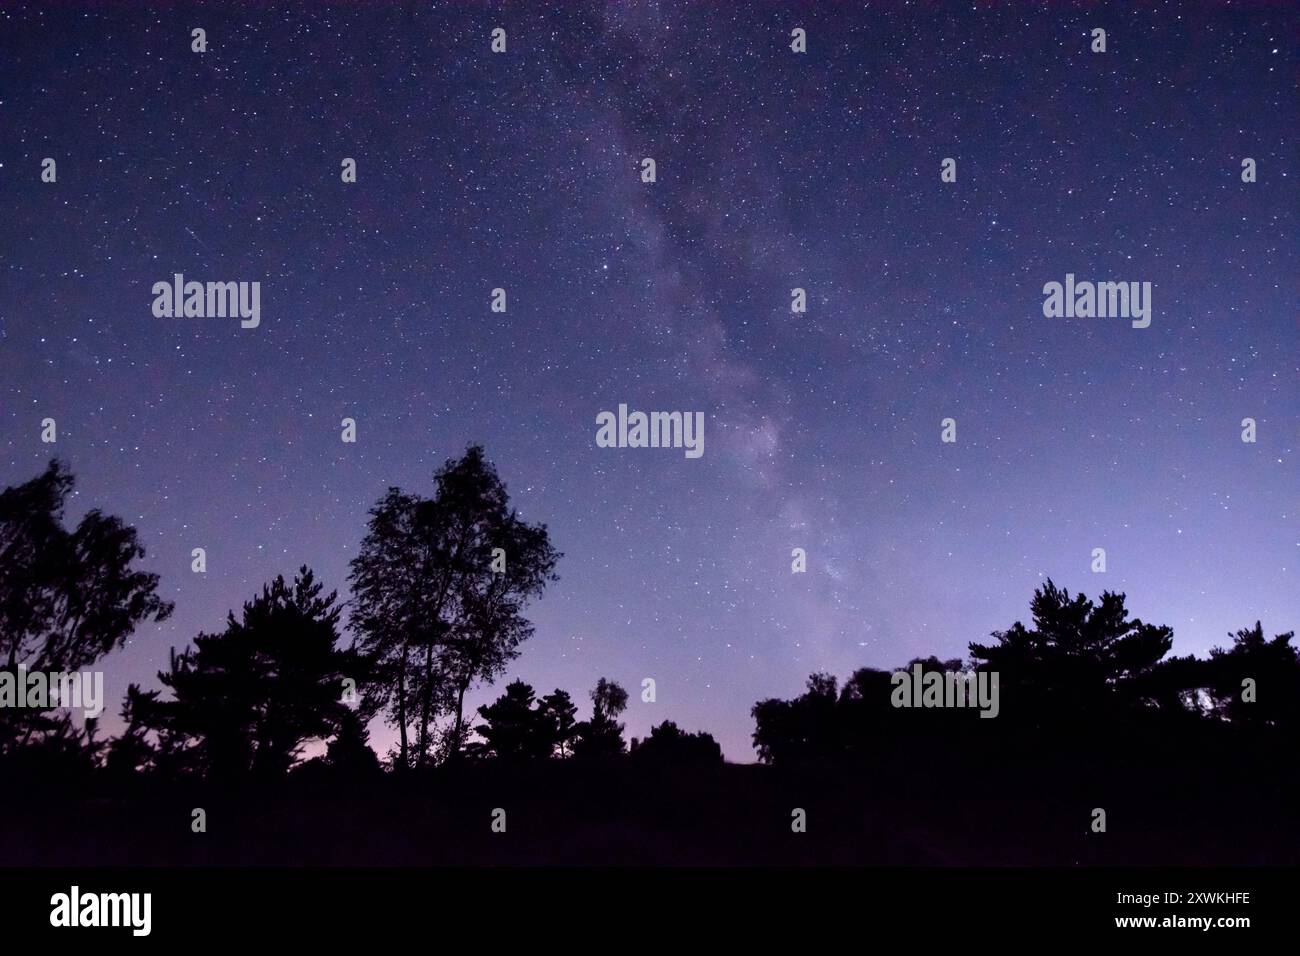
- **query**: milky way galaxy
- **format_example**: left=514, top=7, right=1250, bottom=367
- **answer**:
left=1, top=1, right=1295, bottom=759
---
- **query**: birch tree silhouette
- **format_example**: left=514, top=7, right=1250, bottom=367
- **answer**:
left=348, top=446, right=560, bottom=769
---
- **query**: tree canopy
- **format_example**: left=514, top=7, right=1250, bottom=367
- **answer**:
left=0, top=460, right=172, bottom=757
left=140, top=567, right=359, bottom=779
left=348, top=445, right=560, bottom=769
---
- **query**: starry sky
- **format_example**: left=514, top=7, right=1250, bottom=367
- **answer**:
left=1, top=1, right=1296, bottom=761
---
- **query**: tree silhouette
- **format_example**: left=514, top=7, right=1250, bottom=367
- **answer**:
left=0, top=460, right=173, bottom=672
left=573, top=677, right=629, bottom=759
left=1202, top=622, right=1300, bottom=733
left=348, top=446, right=560, bottom=769
left=536, top=688, right=579, bottom=758
left=968, top=579, right=1172, bottom=728
left=835, top=665, right=909, bottom=758
left=751, top=671, right=840, bottom=764
left=472, top=679, right=552, bottom=761
left=0, top=460, right=172, bottom=756
left=143, top=567, right=359, bottom=779
left=104, top=683, right=162, bottom=777
left=326, top=707, right=382, bottom=775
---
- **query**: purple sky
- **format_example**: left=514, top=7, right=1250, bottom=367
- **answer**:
left=2, top=1, right=1296, bottom=760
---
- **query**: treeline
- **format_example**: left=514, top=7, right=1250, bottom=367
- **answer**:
left=109, top=570, right=719, bottom=779
left=0, top=452, right=720, bottom=780
left=753, top=580, right=1299, bottom=765
left=1, top=454, right=1296, bottom=783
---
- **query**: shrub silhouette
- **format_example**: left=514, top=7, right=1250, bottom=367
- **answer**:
left=630, top=721, right=723, bottom=765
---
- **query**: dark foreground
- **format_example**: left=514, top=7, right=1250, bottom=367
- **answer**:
left=4, top=742, right=1297, bottom=866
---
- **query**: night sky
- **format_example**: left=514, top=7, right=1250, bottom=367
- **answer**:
left=1, top=1, right=1295, bottom=761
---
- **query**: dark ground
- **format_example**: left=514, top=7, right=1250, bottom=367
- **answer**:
left=4, top=741, right=1297, bottom=866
